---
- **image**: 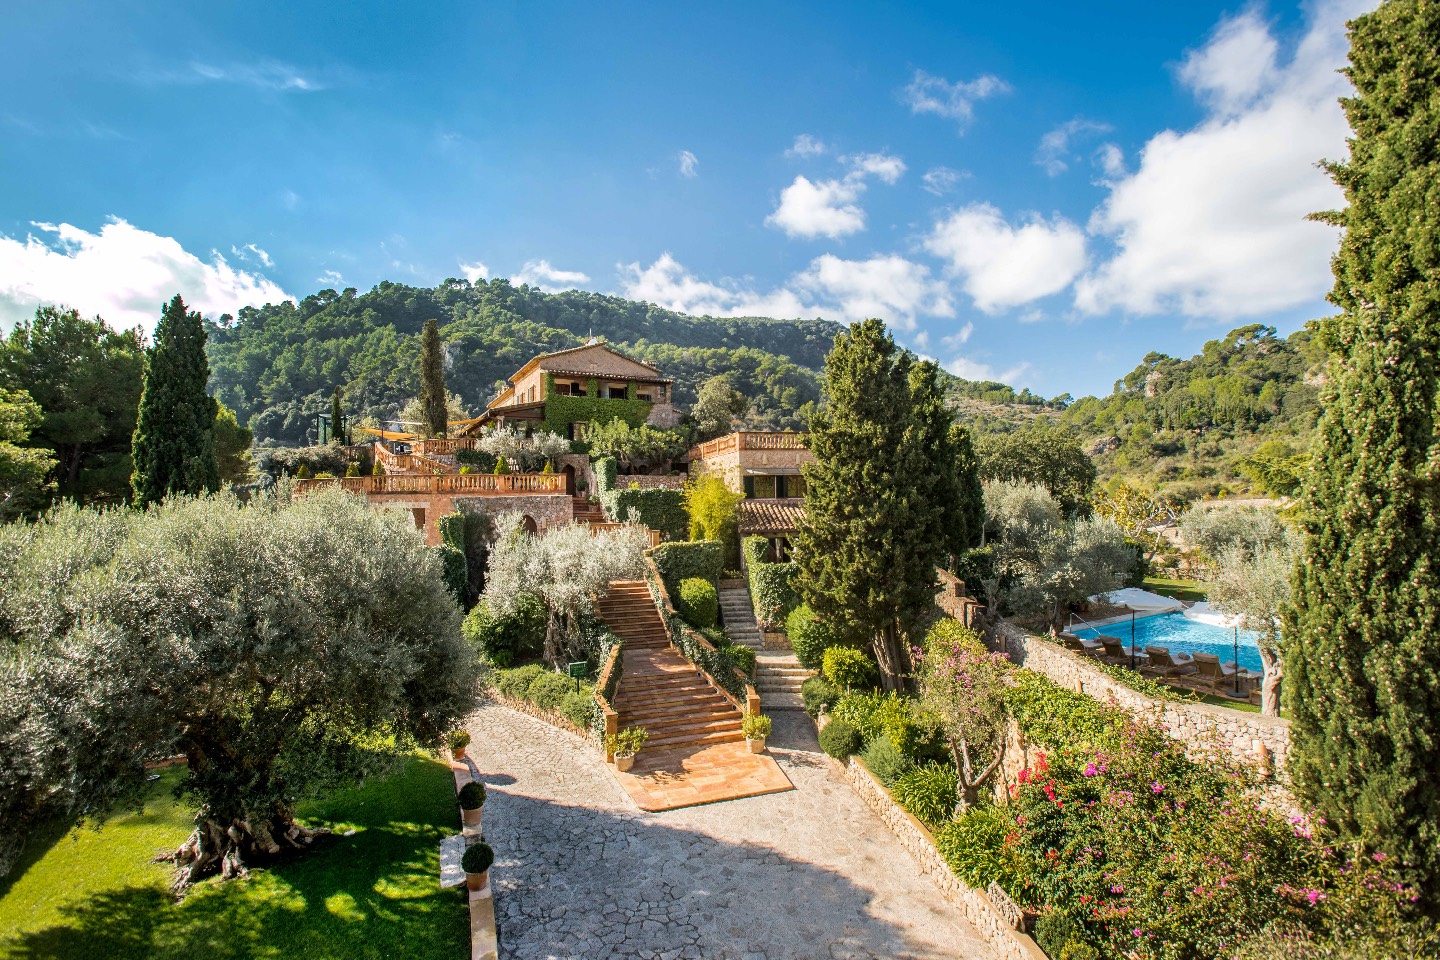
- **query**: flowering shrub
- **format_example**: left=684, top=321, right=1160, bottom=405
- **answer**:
left=996, top=670, right=1435, bottom=959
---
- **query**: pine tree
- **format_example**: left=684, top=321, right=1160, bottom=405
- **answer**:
left=329, top=385, right=344, bottom=445
left=131, top=295, right=219, bottom=506
left=795, top=319, right=948, bottom=690
left=1284, top=0, right=1440, bottom=897
left=417, top=319, right=447, bottom=438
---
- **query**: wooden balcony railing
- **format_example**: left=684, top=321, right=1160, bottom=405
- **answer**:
left=295, top=473, right=568, bottom=496
left=374, top=444, right=454, bottom=475
left=687, top=431, right=808, bottom=461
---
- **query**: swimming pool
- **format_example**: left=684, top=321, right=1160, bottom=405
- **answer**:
left=1072, top=611, right=1263, bottom=671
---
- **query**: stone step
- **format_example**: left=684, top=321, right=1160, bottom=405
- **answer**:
left=616, top=698, right=734, bottom=722
left=616, top=715, right=741, bottom=738
left=643, top=728, right=746, bottom=750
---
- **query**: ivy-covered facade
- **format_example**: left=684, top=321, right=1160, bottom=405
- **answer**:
left=457, top=339, right=680, bottom=440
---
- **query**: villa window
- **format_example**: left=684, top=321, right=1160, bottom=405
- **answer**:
left=754, top=476, right=777, bottom=499
left=606, top=383, right=627, bottom=399
left=637, top=392, right=652, bottom=402
left=570, top=421, right=589, bottom=441
left=743, top=477, right=755, bottom=498
left=528, top=385, right=536, bottom=402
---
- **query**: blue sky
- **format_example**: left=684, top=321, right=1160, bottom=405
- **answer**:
left=0, top=0, right=1369, bottom=398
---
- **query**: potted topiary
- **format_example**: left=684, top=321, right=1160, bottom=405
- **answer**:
left=447, top=730, right=471, bottom=761
left=609, top=727, right=648, bottom=772
left=458, top=780, right=485, bottom=828
left=461, top=841, right=494, bottom=892
left=742, top=711, right=772, bottom=753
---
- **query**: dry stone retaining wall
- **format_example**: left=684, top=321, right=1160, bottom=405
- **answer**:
left=841, top=755, right=1048, bottom=960
left=995, top=621, right=1291, bottom=775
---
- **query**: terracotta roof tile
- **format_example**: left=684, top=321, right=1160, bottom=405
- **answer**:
left=738, top=498, right=806, bottom=534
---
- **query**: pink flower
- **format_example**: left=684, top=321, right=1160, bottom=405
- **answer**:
left=1083, top=763, right=1098, bottom=777
left=1151, top=781, right=1165, bottom=794
left=1373, top=851, right=1388, bottom=862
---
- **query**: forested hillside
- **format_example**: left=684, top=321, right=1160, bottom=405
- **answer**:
left=208, top=276, right=1323, bottom=500
left=950, top=323, right=1324, bottom=500
left=207, top=278, right=841, bottom=444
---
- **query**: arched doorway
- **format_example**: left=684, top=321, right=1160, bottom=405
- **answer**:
left=561, top=463, right=577, bottom=496
left=521, top=515, right=539, bottom=535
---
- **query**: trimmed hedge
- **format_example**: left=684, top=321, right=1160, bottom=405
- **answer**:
left=818, top=718, right=861, bottom=759
left=721, top=643, right=756, bottom=677
left=650, top=540, right=723, bottom=595
left=821, top=646, right=876, bottom=689
left=786, top=603, right=843, bottom=670
left=677, top=578, right=718, bottom=628
left=494, top=664, right=544, bottom=699
left=741, top=536, right=800, bottom=627
left=595, top=456, right=688, bottom=541
left=526, top=672, right=575, bottom=711
left=860, top=733, right=912, bottom=786
left=801, top=676, right=840, bottom=718
left=456, top=448, right=498, bottom=471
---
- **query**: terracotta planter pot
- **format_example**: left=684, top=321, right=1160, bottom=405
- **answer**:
left=615, top=753, right=635, bottom=772
left=746, top=737, right=767, bottom=754
left=451, top=747, right=467, bottom=761
left=462, top=805, right=483, bottom=828
left=465, top=867, right=489, bottom=892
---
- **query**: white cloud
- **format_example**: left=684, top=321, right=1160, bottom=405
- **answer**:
left=901, top=70, right=1010, bottom=131
left=230, top=242, right=274, bottom=268
left=0, top=218, right=291, bottom=334
left=941, top=322, right=975, bottom=349
left=617, top=254, right=809, bottom=319
left=921, top=166, right=966, bottom=196
left=1094, top=143, right=1126, bottom=179
left=786, top=134, right=827, bottom=158
left=793, top=253, right=951, bottom=330
left=318, top=269, right=344, bottom=287
left=843, top=152, right=906, bottom=184
left=766, top=175, right=867, bottom=239
left=678, top=150, right=698, bottom=178
left=513, top=259, right=591, bottom=292
left=766, top=153, right=907, bottom=239
left=944, top=355, right=1032, bottom=385
left=926, top=203, right=1087, bottom=313
left=1176, top=10, right=1280, bottom=116
left=1036, top=118, right=1113, bottom=176
left=617, top=252, right=950, bottom=329
left=459, top=260, right=489, bottom=282
left=1075, top=0, right=1367, bottom=318
left=182, top=61, right=320, bottom=92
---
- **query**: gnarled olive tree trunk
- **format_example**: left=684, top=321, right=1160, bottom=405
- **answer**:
left=162, top=807, right=328, bottom=892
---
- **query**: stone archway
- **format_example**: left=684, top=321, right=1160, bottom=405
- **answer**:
left=561, top=463, right=577, bottom=496
left=521, top=514, right=539, bottom=534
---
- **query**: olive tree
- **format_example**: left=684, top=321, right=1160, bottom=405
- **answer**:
left=475, top=426, right=571, bottom=472
left=1209, top=542, right=1293, bottom=716
left=0, top=487, right=476, bottom=888
left=481, top=513, right=647, bottom=664
left=1006, top=516, right=1132, bottom=634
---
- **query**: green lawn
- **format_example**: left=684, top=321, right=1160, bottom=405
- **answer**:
left=1142, top=575, right=1208, bottom=603
left=0, top=755, right=468, bottom=960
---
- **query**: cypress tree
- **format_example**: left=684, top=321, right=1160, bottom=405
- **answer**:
left=908, top=360, right=984, bottom=562
left=417, top=319, right=447, bottom=438
left=131, top=295, right=219, bottom=506
left=1284, top=0, right=1440, bottom=897
left=329, top=385, right=344, bottom=445
left=796, top=319, right=948, bottom=690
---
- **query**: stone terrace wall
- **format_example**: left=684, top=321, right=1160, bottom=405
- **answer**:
left=842, top=756, right=1048, bottom=960
left=454, top=494, right=574, bottom=531
left=996, top=621, right=1291, bottom=776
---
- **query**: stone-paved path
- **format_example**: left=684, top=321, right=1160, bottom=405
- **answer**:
left=464, top=703, right=990, bottom=960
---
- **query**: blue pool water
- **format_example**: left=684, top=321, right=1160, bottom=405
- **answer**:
left=1073, top=612, right=1263, bottom=672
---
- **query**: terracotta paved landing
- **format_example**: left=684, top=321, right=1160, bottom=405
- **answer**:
left=611, top=740, right=794, bottom=811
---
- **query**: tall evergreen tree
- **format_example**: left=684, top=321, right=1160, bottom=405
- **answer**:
left=417, top=319, right=448, bottom=438
left=1284, top=0, right=1440, bottom=900
left=908, top=360, right=984, bottom=562
left=796, top=320, right=949, bottom=690
left=131, top=295, right=219, bottom=506
left=329, top=385, right=344, bottom=445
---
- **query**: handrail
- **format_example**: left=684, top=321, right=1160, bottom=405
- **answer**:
left=686, top=431, right=808, bottom=461
left=592, top=640, right=623, bottom=760
left=641, top=554, right=761, bottom=717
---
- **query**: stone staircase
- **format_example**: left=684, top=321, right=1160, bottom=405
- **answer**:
left=719, top=581, right=811, bottom=710
left=596, top=580, right=745, bottom=751
left=573, top=497, right=606, bottom=524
